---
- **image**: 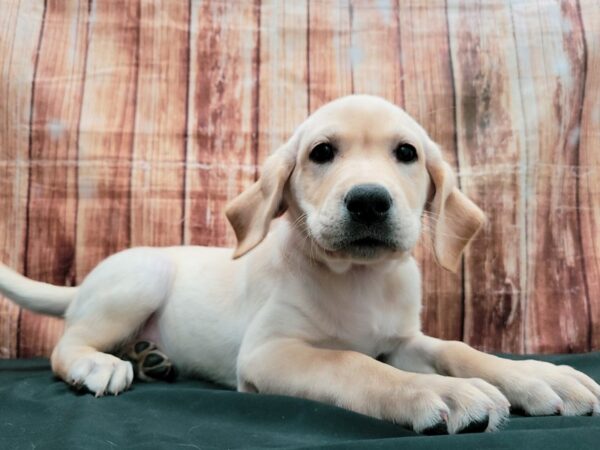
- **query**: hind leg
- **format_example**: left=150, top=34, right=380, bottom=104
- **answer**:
left=51, top=248, right=175, bottom=396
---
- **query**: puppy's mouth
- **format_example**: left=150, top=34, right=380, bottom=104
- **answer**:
left=300, top=212, right=414, bottom=261
left=341, top=236, right=398, bottom=257
left=313, top=233, right=399, bottom=259
left=348, top=237, right=389, bottom=247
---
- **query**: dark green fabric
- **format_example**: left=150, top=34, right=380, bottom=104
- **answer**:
left=1, top=354, right=599, bottom=449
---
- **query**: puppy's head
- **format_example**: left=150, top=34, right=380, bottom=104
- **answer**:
left=226, top=95, right=484, bottom=272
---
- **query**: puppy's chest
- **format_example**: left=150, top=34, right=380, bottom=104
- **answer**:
left=316, top=283, right=420, bottom=357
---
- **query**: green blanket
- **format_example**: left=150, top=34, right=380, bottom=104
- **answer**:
left=1, top=354, right=599, bottom=449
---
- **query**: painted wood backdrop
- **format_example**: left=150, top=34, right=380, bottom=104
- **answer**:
left=0, top=0, right=599, bottom=358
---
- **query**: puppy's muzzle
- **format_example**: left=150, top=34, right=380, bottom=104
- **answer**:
left=344, top=184, right=392, bottom=226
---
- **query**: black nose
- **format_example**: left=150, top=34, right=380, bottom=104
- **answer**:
left=344, top=184, right=392, bottom=225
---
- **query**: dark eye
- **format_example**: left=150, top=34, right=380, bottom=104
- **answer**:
left=309, top=143, right=336, bottom=164
left=394, top=143, right=418, bottom=163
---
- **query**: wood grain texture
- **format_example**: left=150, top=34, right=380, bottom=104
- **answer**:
left=399, top=0, right=464, bottom=342
left=257, top=0, right=308, bottom=162
left=512, top=0, right=588, bottom=353
left=130, top=0, right=188, bottom=247
left=184, top=0, right=259, bottom=247
left=75, top=0, right=140, bottom=280
left=19, top=0, right=90, bottom=357
left=348, top=0, right=401, bottom=102
left=0, top=0, right=45, bottom=357
left=448, top=0, right=528, bottom=353
left=578, top=0, right=600, bottom=350
left=307, top=0, right=353, bottom=110
left=0, top=0, right=599, bottom=357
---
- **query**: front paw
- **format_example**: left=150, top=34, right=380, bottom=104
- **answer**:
left=394, top=375, right=510, bottom=434
left=499, top=360, right=600, bottom=416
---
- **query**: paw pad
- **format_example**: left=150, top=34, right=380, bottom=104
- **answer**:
left=121, top=340, right=177, bottom=382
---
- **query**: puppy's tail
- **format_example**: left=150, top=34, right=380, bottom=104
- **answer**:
left=0, top=263, right=77, bottom=317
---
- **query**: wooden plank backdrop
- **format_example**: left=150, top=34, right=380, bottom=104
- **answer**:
left=0, top=0, right=599, bottom=358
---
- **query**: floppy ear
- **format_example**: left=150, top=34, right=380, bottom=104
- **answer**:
left=425, top=143, right=486, bottom=273
left=225, top=140, right=296, bottom=258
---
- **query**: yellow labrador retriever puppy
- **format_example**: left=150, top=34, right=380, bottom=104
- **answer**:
left=1, top=95, right=598, bottom=434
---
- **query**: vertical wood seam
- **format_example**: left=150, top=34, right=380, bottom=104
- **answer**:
left=183, top=0, right=198, bottom=247
left=394, top=0, right=404, bottom=106
left=252, top=0, right=261, bottom=179
left=70, top=0, right=93, bottom=285
left=348, top=0, right=355, bottom=94
left=574, top=0, right=592, bottom=351
left=306, top=0, right=311, bottom=112
left=23, top=0, right=48, bottom=277
left=508, top=0, right=530, bottom=353
left=181, top=0, right=192, bottom=245
left=444, top=0, right=466, bottom=343
left=74, top=0, right=95, bottom=281
left=127, top=0, right=142, bottom=249
left=19, top=0, right=48, bottom=358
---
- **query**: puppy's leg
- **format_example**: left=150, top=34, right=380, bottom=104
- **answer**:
left=51, top=249, right=175, bottom=396
left=238, top=338, right=510, bottom=434
left=387, top=334, right=600, bottom=416
left=52, top=324, right=136, bottom=396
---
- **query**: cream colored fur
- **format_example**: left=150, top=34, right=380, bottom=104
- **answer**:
left=0, top=95, right=598, bottom=434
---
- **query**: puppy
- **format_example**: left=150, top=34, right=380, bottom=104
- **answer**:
left=1, top=95, right=598, bottom=434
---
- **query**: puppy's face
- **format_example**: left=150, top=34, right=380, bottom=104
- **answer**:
left=226, top=95, right=484, bottom=272
left=286, top=96, right=430, bottom=263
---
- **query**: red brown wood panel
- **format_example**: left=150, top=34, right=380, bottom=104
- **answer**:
left=348, top=0, right=401, bottom=102
left=130, top=0, right=188, bottom=247
left=512, top=0, right=589, bottom=353
left=579, top=0, right=600, bottom=349
left=0, top=0, right=45, bottom=358
left=257, top=0, right=308, bottom=162
left=307, top=0, right=353, bottom=111
left=75, top=0, right=140, bottom=280
left=19, top=0, right=90, bottom=357
left=184, top=0, right=260, bottom=247
left=448, top=0, right=527, bottom=353
left=399, top=0, right=463, bottom=342
left=0, top=1, right=599, bottom=358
